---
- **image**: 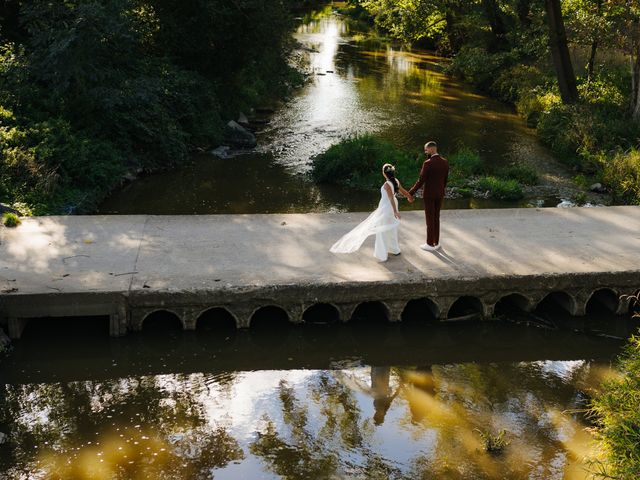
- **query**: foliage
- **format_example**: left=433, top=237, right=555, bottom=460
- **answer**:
left=476, top=176, right=524, bottom=201
left=447, top=47, right=515, bottom=91
left=357, top=0, right=448, bottom=45
left=602, top=149, right=640, bottom=204
left=0, top=0, right=300, bottom=213
left=570, top=191, right=588, bottom=206
left=1, top=212, right=20, bottom=227
left=312, top=137, right=534, bottom=201
left=496, top=164, right=539, bottom=185
left=475, top=428, right=510, bottom=454
left=590, top=328, right=640, bottom=479
left=312, top=135, right=420, bottom=190
left=448, top=146, right=484, bottom=176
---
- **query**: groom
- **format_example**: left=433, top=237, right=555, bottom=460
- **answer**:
left=408, top=141, right=449, bottom=251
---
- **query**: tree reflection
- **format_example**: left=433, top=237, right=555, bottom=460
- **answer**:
left=250, top=374, right=406, bottom=479
left=0, top=358, right=613, bottom=479
left=397, top=361, right=606, bottom=479
left=0, top=374, right=243, bottom=479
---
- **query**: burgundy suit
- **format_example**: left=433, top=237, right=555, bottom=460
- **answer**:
left=408, top=154, right=449, bottom=246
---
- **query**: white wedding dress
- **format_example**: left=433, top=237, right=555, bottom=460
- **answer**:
left=330, top=180, right=401, bottom=261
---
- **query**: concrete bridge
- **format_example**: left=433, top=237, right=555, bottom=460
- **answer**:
left=1, top=206, right=639, bottom=338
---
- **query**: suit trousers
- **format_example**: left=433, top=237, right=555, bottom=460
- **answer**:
left=424, top=197, right=443, bottom=246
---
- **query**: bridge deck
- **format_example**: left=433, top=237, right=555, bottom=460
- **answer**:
left=1, top=206, right=639, bottom=335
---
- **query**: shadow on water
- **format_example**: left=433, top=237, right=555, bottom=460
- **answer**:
left=2, top=315, right=635, bottom=385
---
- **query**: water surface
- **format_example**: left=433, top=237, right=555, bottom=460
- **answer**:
left=1, top=319, right=634, bottom=479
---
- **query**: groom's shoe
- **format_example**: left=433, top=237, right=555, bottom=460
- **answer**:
left=420, top=243, right=437, bottom=251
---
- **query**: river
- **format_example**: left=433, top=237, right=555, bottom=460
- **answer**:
left=98, top=10, right=575, bottom=215
left=0, top=315, right=636, bottom=479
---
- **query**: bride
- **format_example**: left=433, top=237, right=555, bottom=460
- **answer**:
left=330, top=163, right=414, bottom=262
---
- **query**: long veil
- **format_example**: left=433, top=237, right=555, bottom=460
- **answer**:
left=330, top=208, right=400, bottom=254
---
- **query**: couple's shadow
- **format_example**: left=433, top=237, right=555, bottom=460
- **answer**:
left=385, top=246, right=457, bottom=272
left=431, top=247, right=456, bottom=265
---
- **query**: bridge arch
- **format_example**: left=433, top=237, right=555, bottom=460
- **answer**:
left=303, top=303, right=341, bottom=324
left=196, top=307, right=238, bottom=330
left=401, top=298, right=439, bottom=323
left=494, top=293, right=533, bottom=316
left=142, top=309, right=184, bottom=331
left=535, top=291, right=578, bottom=316
left=447, top=296, right=483, bottom=320
left=250, top=305, right=291, bottom=328
left=586, top=288, right=619, bottom=315
left=350, top=301, right=390, bottom=324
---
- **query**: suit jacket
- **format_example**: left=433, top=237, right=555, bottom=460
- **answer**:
left=409, top=154, right=449, bottom=200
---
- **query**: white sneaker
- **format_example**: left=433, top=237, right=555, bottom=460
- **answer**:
left=420, top=243, right=437, bottom=251
left=435, top=244, right=442, bottom=250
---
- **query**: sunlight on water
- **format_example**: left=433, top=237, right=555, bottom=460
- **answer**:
left=1, top=360, right=615, bottom=479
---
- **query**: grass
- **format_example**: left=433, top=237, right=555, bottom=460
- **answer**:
left=1, top=212, right=20, bottom=227
left=570, top=191, right=588, bottom=206
left=602, top=149, right=640, bottom=205
left=476, top=176, right=524, bottom=201
left=496, top=164, right=539, bottom=186
left=449, top=146, right=484, bottom=176
left=590, top=304, right=640, bottom=479
left=312, top=135, right=420, bottom=190
left=313, top=136, right=539, bottom=202
left=475, top=428, right=510, bottom=454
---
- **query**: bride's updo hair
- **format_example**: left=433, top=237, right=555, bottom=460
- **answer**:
left=382, top=163, right=399, bottom=193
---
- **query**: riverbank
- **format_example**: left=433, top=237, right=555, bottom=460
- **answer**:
left=312, top=135, right=609, bottom=205
left=338, top=2, right=640, bottom=205
left=0, top=1, right=305, bottom=215
left=591, top=309, right=640, bottom=479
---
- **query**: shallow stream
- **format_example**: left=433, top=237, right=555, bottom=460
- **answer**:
left=98, top=12, right=575, bottom=215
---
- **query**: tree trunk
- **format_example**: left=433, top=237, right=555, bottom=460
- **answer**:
left=587, top=40, right=598, bottom=82
left=586, top=0, right=602, bottom=82
left=444, top=11, right=461, bottom=53
left=632, top=47, right=640, bottom=121
left=516, top=0, right=533, bottom=27
left=545, top=0, right=579, bottom=103
left=482, top=0, right=507, bottom=51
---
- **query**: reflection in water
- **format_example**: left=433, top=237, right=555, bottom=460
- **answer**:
left=98, top=13, right=563, bottom=215
left=0, top=321, right=630, bottom=479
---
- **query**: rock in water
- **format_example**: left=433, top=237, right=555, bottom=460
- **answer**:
left=210, top=146, right=231, bottom=159
left=0, top=203, right=19, bottom=215
left=0, top=432, right=6, bottom=445
left=224, top=120, right=257, bottom=149
left=238, top=112, right=249, bottom=125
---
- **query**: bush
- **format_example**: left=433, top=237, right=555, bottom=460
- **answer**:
left=312, top=135, right=420, bottom=190
left=447, top=46, right=513, bottom=91
left=476, top=176, right=523, bottom=200
left=0, top=0, right=299, bottom=214
left=492, top=64, right=547, bottom=104
left=590, top=330, right=640, bottom=479
left=496, top=164, right=539, bottom=185
left=1, top=212, right=20, bottom=227
left=602, top=149, right=640, bottom=205
left=448, top=146, right=484, bottom=176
